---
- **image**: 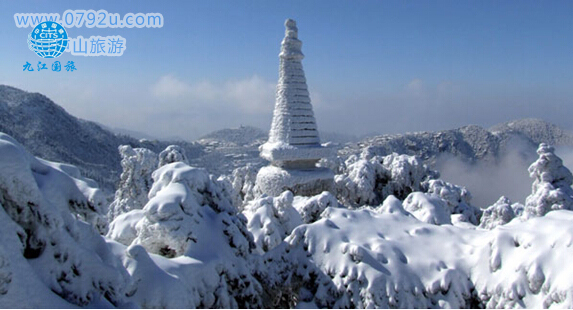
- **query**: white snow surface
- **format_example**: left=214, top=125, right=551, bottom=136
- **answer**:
left=285, top=206, right=573, bottom=308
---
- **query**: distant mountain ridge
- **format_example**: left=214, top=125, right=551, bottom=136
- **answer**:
left=0, top=85, right=203, bottom=193
left=341, top=119, right=573, bottom=166
left=199, top=126, right=267, bottom=147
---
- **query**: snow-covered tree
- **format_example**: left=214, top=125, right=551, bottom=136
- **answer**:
left=524, top=143, right=573, bottom=218
left=479, top=196, right=517, bottom=229
left=425, top=179, right=482, bottom=225
left=242, top=191, right=302, bottom=253
left=108, top=145, right=157, bottom=221
left=231, top=164, right=259, bottom=206
left=318, top=156, right=346, bottom=174
left=335, top=152, right=436, bottom=208
left=0, top=133, right=130, bottom=307
left=293, top=191, right=339, bottom=224
left=129, top=162, right=263, bottom=307
left=157, top=144, right=188, bottom=168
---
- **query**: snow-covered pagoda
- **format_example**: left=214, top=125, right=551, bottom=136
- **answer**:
left=256, top=19, right=334, bottom=196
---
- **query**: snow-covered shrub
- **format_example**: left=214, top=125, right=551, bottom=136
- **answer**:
left=157, top=144, right=188, bottom=168
left=273, top=205, right=573, bottom=308
left=132, top=162, right=251, bottom=257
left=0, top=133, right=130, bottom=307
left=254, top=238, right=340, bottom=308
left=425, top=179, right=482, bottom=225
left=318, top=156, right=346, bottom=174
left=242, top=191, right=302, bottom=253
left=403, top=192, right=452, bottom=225
left=108, top=145, right=157, bottom=221
left=293, top=191, right=339, bottom=224
left=479, top=196, right=517, bottom=230
left=524, top=143, right=573, bottom=218
left=127, top=162, right=263, bottom=307
left=107, top=210, right=145, bottom=246
left=283, top=207, right=476, bottom=308
left=472, top=210, right=573, bottom=308
left=335, top=152, right=436, bottom=208
left=231, top=164, right=259, bottom=206
left=217, top=174, right=243, bottom=209
left=374, top=195, right=412, bottom=216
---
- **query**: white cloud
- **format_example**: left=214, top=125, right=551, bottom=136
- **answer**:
left=151, top=74, right=275, bottom=114
left=223, top=75, right=276, bottom=113
left=151, top=74, right=192, bottom=99
left=405, top=78, right=425, bottom=95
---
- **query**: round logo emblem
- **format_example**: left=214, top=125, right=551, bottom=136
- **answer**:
left=27, top=21, right=68, bottom=58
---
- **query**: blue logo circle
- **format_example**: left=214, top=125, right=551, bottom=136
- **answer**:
left=27, top=21, right=68, bottom=58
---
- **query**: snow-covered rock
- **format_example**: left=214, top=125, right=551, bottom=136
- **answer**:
left=108, top=145, right=157, bottom=221
left=0, top=133, right=130, bottom=307
left=524, top=143, right=573, bottom=218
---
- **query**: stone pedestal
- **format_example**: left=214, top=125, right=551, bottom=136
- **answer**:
left=256, top=166, right=334, bottom=197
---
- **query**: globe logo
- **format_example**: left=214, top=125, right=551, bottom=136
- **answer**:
left=27, top=21, right=68, bottom=58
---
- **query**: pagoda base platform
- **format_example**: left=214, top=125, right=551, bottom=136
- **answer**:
left=255, top=165, right=334, bottom=197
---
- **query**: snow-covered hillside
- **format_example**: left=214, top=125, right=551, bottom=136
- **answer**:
left=0, top=85, right=203, bottom=194
left=2, top=128, right=573, bottom=308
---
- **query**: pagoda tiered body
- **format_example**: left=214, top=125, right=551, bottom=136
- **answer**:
left=256, top=19, right=334, bottom=197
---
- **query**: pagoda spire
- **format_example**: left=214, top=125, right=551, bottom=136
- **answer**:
left=268, top=19, right=319, bottom=147
left=260, top=19, right=332, bottom=168
left=256, top=19, right=334, bottom=197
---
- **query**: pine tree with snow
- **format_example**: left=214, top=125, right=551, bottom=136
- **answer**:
left=479, top=196, right=517, bottom=229
left=108, top=145, right=157, bottom=221
left=231, top=164, right=259, bottom=207
left=130, top=162, right=263, bottom=307
left=335, top=152, right=436, bottom=208
left=524, top=143, right=573, bottom=218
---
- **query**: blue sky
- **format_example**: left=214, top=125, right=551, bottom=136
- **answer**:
left=1, top=0, right=572, bottom=140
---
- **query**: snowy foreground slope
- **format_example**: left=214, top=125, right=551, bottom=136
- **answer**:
left=2, top=132, right=573, bottom=308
